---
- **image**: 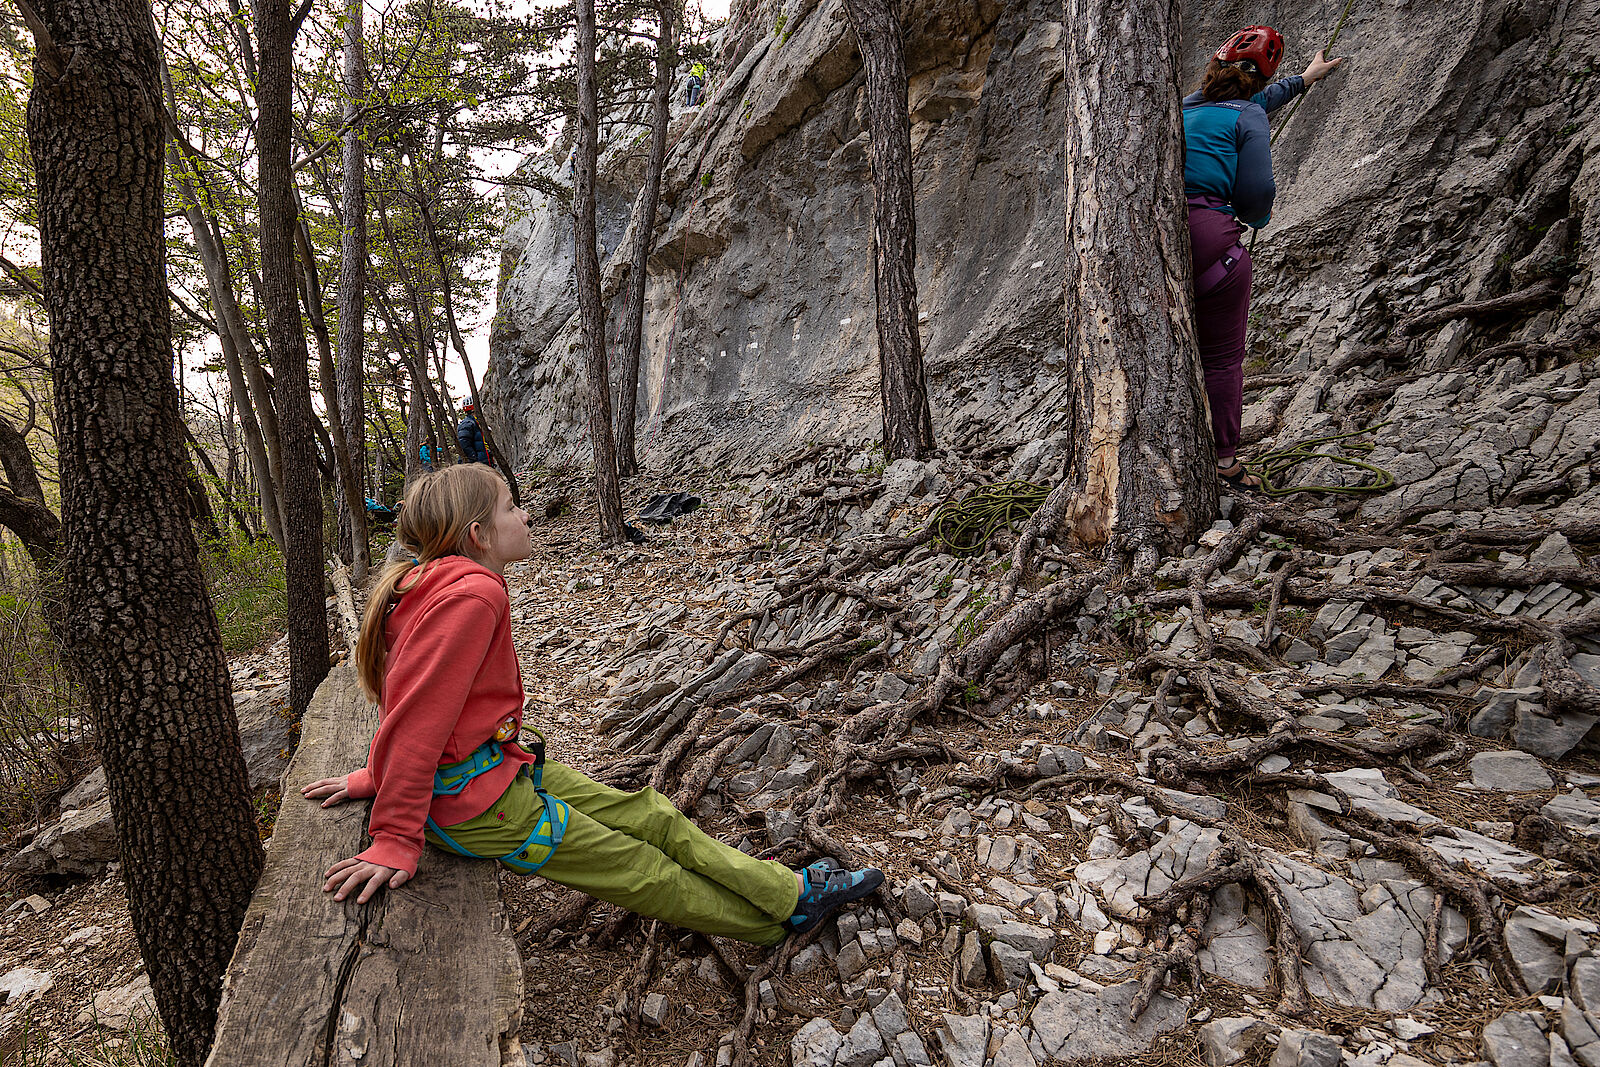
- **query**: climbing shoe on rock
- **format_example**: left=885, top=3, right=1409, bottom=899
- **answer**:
left=787, top=865, right=884, bottom=934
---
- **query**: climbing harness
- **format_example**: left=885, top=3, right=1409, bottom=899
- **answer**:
left=1245, top=423, right=1396, bottom=497
left=930, top=481, right=1051, bottom=556
left=425, top=730, right=570, bottom=875
left=1187, top=196, right=1248, bottom=295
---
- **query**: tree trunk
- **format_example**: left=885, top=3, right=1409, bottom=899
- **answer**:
left=184, top=422, right=256, bottom=540
left=405, top=374, right=424, bottom=481
left=295, top=214, right=368, bottom=580
left=841, top=0, right=935, bottom=461
left=165, top=137, right=284, bottom=546
left=0, top=412, right=60, bottom=569
left=26, top=0, right=265, bottom=1060
left=208, top=214, right=287, bottom=519
left=185, top=451, right=223, bottom=543
left=614, top=0, right=676, bottom=477
left=412, top=160, right=519, bottom=502
left=1061, top=0, right=1217, bottom=551
left=336, top=0, right=370, bottom=576
left=574, top=0, right=627, bottom=543
left=257, top=0, right=331, bottom=718
left=373, top=187, right=456, bottom=456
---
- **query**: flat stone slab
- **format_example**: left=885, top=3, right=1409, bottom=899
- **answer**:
left=1470, top=750, right=1555, bottom=792
left=1029, top=980, right=1189, bottom=1060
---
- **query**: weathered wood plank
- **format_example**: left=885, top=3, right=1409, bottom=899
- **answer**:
left=206, top=666, right=522, bottom=1066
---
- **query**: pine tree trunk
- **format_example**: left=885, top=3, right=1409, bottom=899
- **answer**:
left=257, top=0, right=331, bottom=718
left=615, top=0, right=675, bottom=478
left=842, top=0, right=935, bottom=461
left=336, top=0, right=369, bottom=576
left=26, top=0, right=265, bottom=1059
left=1062, top=0, right=1217, bottom=552
left=574, top=0, right=627, bottom=542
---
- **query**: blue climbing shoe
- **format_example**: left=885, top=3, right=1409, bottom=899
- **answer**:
left=801, top=857, right=842, bottom=880
left=787, top=865, right=885, bottom=934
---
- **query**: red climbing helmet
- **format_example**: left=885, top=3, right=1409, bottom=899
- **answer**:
left=1214, top=26, right=1284, bottom=79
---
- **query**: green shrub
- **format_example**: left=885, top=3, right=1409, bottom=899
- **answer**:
left=200, top=534, right=287, bottom=654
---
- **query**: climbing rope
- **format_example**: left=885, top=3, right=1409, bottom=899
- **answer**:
left=930, top=481, right=1051, bottom=555
left=1246, top=422, right=1395, bottom=497
left=1249, top=0, right=1361, bottom=254
left=1269, top=0, right=1360, bottom=147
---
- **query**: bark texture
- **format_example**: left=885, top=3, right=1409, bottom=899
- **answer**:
left=842, top=0, right=935, bottom=461
left=574, top=0, right=627, bottom=541
left=1062, top=0, right=1217, bottom=551
left=335, top=2, right=370, bottom=578
left=26, top=0, right=265, bottom=1060
left=257, top=0, right=330, bottom=717
left=614, top=0, right=676, bottom=477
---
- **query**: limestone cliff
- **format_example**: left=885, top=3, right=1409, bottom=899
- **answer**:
left=486, top=0, right=1600, bottom=519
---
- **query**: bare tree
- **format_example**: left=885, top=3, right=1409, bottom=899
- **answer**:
left=573, top=0, right=626, bottom=541
left=335, top=0, right=371, bottom=577
left=24, top=0, right=264, bottom=1060
left=841, top=0, right=935, bottom=461
left=257, top=0, right=331, bottom=717
left=614, top=0, right=676, bottom=477
left=1061, top=0, right=1217, bottom=552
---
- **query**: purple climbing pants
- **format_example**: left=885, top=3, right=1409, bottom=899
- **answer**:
left=1188, top=204, right=1253, bottom=462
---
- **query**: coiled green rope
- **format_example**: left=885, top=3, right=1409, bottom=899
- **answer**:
left=930, top=480, right=1051, bottom=555
left=1247, top=422, right=1395, bottom=496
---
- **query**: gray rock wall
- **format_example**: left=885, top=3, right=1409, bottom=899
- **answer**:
left=485, top=0, right=1600, bottom=478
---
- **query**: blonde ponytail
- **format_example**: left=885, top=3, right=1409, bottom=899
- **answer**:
left=354, top=464, right=508, bottom=703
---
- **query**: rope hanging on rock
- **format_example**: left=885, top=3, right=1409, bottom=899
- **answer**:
left=1247, top=423, right=1396, bottom=497
left=930, top=481, right=1051, bottom=555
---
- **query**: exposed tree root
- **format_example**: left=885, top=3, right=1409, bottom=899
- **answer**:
left=1331, top=810, right=1530, bottom=998
left=1398, top=278, right=1562, bottom=336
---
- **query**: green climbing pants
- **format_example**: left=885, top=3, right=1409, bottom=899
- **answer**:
left=426, top=759, right=798, bottom=946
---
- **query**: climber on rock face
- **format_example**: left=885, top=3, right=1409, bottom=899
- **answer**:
left=457, top=401, right=491, bottom=466
left=685, top=60, right=706, bottom=107
left=1182, top=26, right=1344, bottom=491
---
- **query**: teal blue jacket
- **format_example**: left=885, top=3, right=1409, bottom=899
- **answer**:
left=1182, top=76, right=1305, bottom=228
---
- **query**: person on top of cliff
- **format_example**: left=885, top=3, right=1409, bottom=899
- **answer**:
left=457, top=401, right=491, bottom=466
left=1183, top=27, right=1344, bottom=491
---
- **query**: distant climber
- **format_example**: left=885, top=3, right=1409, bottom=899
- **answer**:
left=685, top=61, right=706, bottom=107
left=1182, top=26, right=1343, bottom=490
left=420, top=442, right=437, bottom=473
left=457, top=402, right=491, bottom=466
left=366, top=497, right=399, bottom=527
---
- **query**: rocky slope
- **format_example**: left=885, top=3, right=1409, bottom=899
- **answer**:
left=485, top=0, right=1600, bottom=500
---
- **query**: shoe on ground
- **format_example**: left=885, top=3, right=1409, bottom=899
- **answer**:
left=787, top=866, right=885, bottom=934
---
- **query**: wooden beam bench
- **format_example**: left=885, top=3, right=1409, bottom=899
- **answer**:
left=205, top=667, right=523, bottom=1066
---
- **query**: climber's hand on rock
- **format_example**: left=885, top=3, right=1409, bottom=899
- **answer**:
left=1303, top=49, right=1345, bottom=85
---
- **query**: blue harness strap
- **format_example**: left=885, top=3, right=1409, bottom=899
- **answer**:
left=427, top=733, right=568, bottom=875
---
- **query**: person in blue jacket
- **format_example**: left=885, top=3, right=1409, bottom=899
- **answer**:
left=457, top=401, right=491, bottom=465
left=1183, top=27, right=1343, bottom=489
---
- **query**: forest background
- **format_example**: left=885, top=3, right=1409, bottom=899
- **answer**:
left=0, top=0, right=722, bottom=826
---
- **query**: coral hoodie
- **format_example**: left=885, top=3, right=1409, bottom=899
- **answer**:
left=344, top=555, right=534, bottom=875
